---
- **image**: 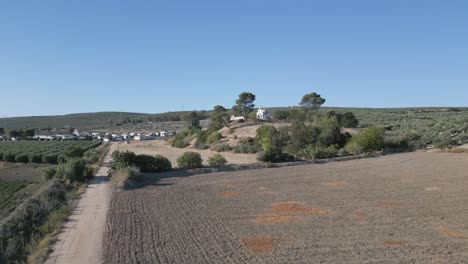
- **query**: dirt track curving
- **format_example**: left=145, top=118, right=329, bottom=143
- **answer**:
left=104, top=152, right=468, bottom=263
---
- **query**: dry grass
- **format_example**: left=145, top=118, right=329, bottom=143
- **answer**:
left=113, top=140, right=257, bottom=167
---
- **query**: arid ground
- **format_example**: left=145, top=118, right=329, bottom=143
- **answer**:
left=104, top=152, right=468, bottom=263
left=113, top=139, right=258, bottom=167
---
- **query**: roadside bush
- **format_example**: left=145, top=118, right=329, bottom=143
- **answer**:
left=110, top=166, right=140, bottom=189
left=177, top=152, right=203, bottom=169
left=133, top=154, right=172, bottom=173
left=208, top=154, right=227, bottom=167
left=215, top=143, right=232, bottom=152
left=83, top=149, right=99, bottom=163
left=345, top=126, right=385, bottom=155
left=55, top=159, right=86, bottom=182
left=111, top=151, right=136, bottom=169
left=29, top=154, right=43, bottom=163
left=41, top=167, right=56, bottom=181
left=0, top=152, right=4, bottom=161
left=84, top=166, right=95, bottom=179
left=0, top=180, right=68, bottom=263
left=15, top=154, right=29, bottom=163
left=42, top=154, right=58, bottom=164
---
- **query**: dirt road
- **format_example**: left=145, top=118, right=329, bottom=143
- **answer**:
left=104, top=152, right=468, bottom=263
left=45, top=153, right=112, bottom=264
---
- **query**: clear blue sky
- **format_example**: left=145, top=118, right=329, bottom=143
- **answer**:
left=1, top=0, right=467, bottom=117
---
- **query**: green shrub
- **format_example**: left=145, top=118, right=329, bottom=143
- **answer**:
left=233, top=138, right=261, bottom=153
left=345, top=126, right=385, bottom=155
left=111, top=151, right=136, bottom=169
left=110, top=166, right=140, bottom=189
left=29, top=154, right=43, bottom=163
left=177, top=152, right=203, bottom=169
left=57, top=154, right=68, bottom=164
left=207, top=154, right=227, bottom=167
left=63, top=146, right=84, bottom=158
left=215, top=144, right=232, bottom=152
left=4, top=153, right=16, bottom=162
left=42, top=154, right=58, bottom=164
left=41, top=167, right=56, bottom=181
left=206, top=132, right=222, bottom=145
left=15, top=154, right=29, bottom=163
left=83, top=149, right=99, bottom=163
left=133, top=154, right=172, bottom=173
left=55, top=159, right=86, bottom=182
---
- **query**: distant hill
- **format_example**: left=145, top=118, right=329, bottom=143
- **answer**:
left=0, top=111, right=207, bottom=131
left=1, top=107, right=466, bottom=133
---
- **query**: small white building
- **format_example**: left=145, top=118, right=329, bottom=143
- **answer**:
left=256, top=107, right=270, bottom=120
left=230, top=115, right=245, bottom=122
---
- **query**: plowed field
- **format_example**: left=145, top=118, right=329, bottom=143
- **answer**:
left=104, top=152, right=468, bottom=263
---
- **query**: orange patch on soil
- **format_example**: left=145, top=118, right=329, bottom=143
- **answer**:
left=322, top=181, right=350, bottom=187
left=271, top=201, right=332, bottom=215
left=241, top=236, right=277, bottom=254
left=384, top=240, right=404, bottom=247
left=436, top=226, right=468, bottom=239
left=352, top=211, right=368, bottom=222
left=221, top=191, right=240, bottom=197
left=252, top=214, right=303, bottom=224
left=377, top=201, right=405, bottom=207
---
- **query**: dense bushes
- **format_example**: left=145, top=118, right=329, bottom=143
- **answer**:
left=255, top=125, right=289, bottom=162
left=207, top=154, right=227, bottom=167
left=345, top=126, right=385, bottom=155
left=0, top=141, right=101, bottom=164
left=133, top=154, right=172, bottom=173
left=15, top=154, right=29, bottom=163
left=233, top=138, right=261, bottom=153
left=42, top=154, right=58, bottom=164
left=171, top=128, right=196, bottom=148
left=177, top=152, right=203, bottom=169
left=111, top=151, right=172, bottom=173
left=56, top=159, right=87, bottom=182
left=0, top=180, right=69, bottom=263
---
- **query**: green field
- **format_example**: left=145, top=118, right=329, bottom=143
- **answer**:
left=0, top=167, right=42, bottom=221
left=0, top=141, right=101, bottom=164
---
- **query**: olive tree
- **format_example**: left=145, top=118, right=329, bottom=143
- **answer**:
left=233, top=92, right=256, bottom=120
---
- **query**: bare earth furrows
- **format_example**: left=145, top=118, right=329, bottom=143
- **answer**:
left=104, top=152, right=468, bottom=263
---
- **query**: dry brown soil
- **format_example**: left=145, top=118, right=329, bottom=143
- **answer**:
left=113, top=139, right=257, bottom=167
left=104, top=152, right=468, bottom=263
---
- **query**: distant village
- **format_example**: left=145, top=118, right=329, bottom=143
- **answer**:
left=0, top=108, right=272, bottom=142
left=0, top=128, right=173, bottom=142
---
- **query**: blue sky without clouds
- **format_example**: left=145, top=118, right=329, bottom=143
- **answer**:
left=0, top=0, right=467, bottom=117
